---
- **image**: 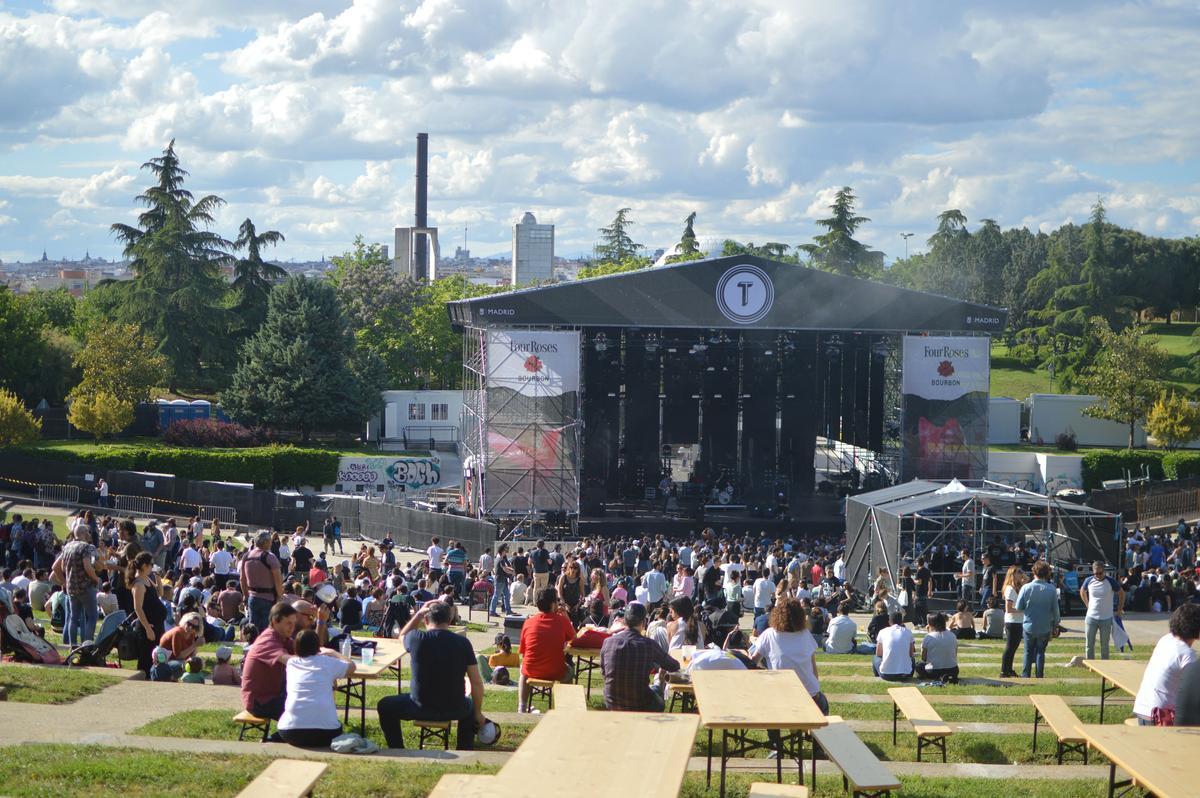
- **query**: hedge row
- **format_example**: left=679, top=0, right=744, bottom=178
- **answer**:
left=1079, top=449, right=1165, bottom=490
left=3, top=444, right=339, bottom=489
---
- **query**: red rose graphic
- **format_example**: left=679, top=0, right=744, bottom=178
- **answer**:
left=937, top=360, right=954, bottom=377
left=523, top=354, right=544, bottom=373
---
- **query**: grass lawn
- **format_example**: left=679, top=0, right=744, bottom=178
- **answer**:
left=0, top=744, right=500, bottom=798
left=0, top=745, right=1107, bottom=798
left=133, top=709, right=532, bottom=752
left=990, top=342, right=1053, bottom=400
left=0, top=664, right=123, bottom=704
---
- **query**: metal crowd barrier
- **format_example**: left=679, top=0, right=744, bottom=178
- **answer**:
left=37, top=483, right=80, bottom=505
left=199, top=505, right=237, bottom=524
left=114, top=495, right=154, bottom=515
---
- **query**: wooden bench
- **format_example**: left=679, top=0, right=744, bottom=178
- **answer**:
left=665, top=681, right=696, bottom=713
left=1030, top=694, right=1088, bottom=764
left=811, top=717, right=901, bottom=798
left=527, top=677, right=555, bottom=711
left=552, top=682, right=587, bottom=710
left=234, top=759, right=326, bottom=798
left=233, top=710, right=271, bottom=743
left=748, top=782, right=809, bottom=797
left=426, top=774, right=501, bottom=797
left=887, top=687, right=952, bottom=762
left=414, top=720, right=452, bottom=750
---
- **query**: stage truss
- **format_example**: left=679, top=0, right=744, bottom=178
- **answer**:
left=460, top=325, right=582, bottom=521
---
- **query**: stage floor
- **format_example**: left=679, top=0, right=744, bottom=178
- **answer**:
left=573, top=496, right=845, bottom=539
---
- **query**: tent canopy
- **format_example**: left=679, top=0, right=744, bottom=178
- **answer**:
left=848, top=478, right=1118, bottom=519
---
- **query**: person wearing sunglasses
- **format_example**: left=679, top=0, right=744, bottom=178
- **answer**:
left=159, top=611, right=206, bottom=675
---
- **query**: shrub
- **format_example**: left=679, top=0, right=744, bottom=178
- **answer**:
left=1162, top=451, right=1200, bottom=480
left=1054, top=431, right=1078, bottom=452
left=67, top=392, right=134, bottom=439
left=0, top=389, right=41, bottom=446
left=1080, top=449, right=1166, bottom=489
left=162, top=419, right=265, bottom=448
left=0, top=442, right=339, bottom=489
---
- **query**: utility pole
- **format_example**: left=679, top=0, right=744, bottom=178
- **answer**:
left=900, top=232, right=914, bottom=259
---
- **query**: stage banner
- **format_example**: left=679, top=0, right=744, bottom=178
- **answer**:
left=484, top=331, right=580, bottom=515
left=901, top=336, right=990, bottom=481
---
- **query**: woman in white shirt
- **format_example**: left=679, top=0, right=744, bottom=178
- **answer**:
left=1000, top=566, right=1027, bottom=678
left=749, top=596, right=827, bottom=713
left=278, top=629, right=356, bottom=748
left=1133, top=603, right=1200, bottom=724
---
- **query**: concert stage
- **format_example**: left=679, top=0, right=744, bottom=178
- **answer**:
left=448, top=255, right=1006, bottom=528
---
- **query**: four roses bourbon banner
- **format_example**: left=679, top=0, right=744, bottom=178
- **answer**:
left=901, top=335, right=991, bottom=481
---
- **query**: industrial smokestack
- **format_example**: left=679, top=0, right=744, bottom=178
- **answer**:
left=414, top=132, right=428, bottom=281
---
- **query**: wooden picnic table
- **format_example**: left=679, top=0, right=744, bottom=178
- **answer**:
left=565, top=645, right=603, bottom=700
left=1079, top=724, right=1200, bottom=798
left=1082, top=659, right=1146, bottom=723
left=427, top=710, right=699, bottom=798
left=692, top=669, right=829, bottom=798
left=334, top=636, right=407, bottom=736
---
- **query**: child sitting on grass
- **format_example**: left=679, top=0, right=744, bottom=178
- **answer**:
left=150, top=646, right=176, bottom=682
left=211, top=645, right=240, bottom=686
left=487, top=634, right=519, bottom=685
left=181, top=655, right=206, bottom=684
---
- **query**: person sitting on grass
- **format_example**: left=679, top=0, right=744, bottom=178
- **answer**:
left=866, top=600, right=889, bottom=643
left=486, top=633, right=519, bottom=685
left=915, top=612, right=959, bottom=683
left=150, top=646, right=176, bottom=682
left=159, top=611, right=204, bottom=666
left=181, top=655, right=206, bottom=684
left=240, top=602, right=298, bottom=722
left=979, top=595, right=1005, bottom=639
left=873, top=612, right=914, bottom=681
left=376, top=600, right=486, bottom=750
left=1133, top=603, right=1200, bottom=725
left=825, top=601, right=872, bottom=654
left=518, top=587, right=576, bottom=713
left=211, top=645, right=240, bottom=686
left=277, top=629, right=356, bottom=748
left=948, top=600, right=977, bottom=640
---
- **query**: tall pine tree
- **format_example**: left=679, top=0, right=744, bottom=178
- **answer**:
left=110, top=141, right=231, bottom=391
left=231, top=218, right=286, bottom=338
left=799, top=187, right=883, bottom=278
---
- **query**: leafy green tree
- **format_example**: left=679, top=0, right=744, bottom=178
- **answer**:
left=328, top=235, right=419, bottom=332
left=71, top=322, right=168, bottom=404
left=578, top=255, right=652, bottom=279
left=68, top=391, right=134, bottom=441
left=110, top=140, right=232, bottom=391
left=0, top=287, right=54, bottom=404
left=798, top=187, right=883, bottom=278
left=666, top=212, right=703, bottom=263
left=721, top=240, right=797, bottom=261
left=221, top=276, right=377, bottom=440
left=231, top=218, right=286, bottom=336
left=19, top=288, right=77, bottom=329
left=0, top=387, right=41, bottom=446
left=1082, top=318, right=1169, bottom=448
left=594, top=208, right=642, bottom=262
left=1145, top=391, right=1200, bottom=449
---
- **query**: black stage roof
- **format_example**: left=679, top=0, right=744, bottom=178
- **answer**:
left=448, top=255, right=1006, bottom=333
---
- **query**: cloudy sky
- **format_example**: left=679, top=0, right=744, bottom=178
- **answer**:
left=1, top=0, right=1198, bottom=264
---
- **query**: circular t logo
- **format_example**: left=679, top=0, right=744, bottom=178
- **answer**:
left=715, top=264, right=774, bottom=324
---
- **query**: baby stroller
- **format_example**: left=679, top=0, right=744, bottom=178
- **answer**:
left=64, top=610, right=128, bottom=668
left=0, top=587, right=63, bottom=665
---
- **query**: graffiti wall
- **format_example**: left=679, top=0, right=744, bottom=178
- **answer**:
left=326, top=453, right=462, bottom=499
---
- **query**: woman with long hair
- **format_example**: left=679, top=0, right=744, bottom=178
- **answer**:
left=666, top=595, right=704, bottom=648
left=556, top=559, right=586, bottom=626
left=1000, top=565, right=1027, bottom=678
left=113, top=520, right=143, bottom=614
left=750, top=596, right=828, bottom=756
left=586, top=567, right=610, bottom=616
left=128, top=551, right=166, bottom=676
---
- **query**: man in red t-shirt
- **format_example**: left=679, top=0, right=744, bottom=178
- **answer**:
left=240, top=602, right=297, bottom=721
left=518, top=585, right=575, bottom=713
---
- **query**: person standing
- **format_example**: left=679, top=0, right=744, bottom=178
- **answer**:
left=528, top=539, right=551, bottom=599
left=52, top=527, right=100, bottom=645
left=331, top=517, right=344, bottom=555
left=913, top=556, right=932, bottom=626
left=999, top=565, right=1027, bottom=676
left=322, top=518, right=336, bottom=556
left=96, top=477, right=110, bottom=508
left=142, top=522, right=166, bottom=572
left=445, top=540, right=468, bottom=599
left=1015, top=560, right=1060, bottom=678
left=978, top=554, right=997, bottom=611
left=127, top=552, right=166, bottom=675
left=426, top=536, right=445, bottom=580
left=1079, top=560, right=1124, bottom=660
left=956, top=549, right=976, bottom=604
left=752, top=570, right=775, bottom=619
left=240, top=532, right=285, bottom=632
left=209, top=539, right=236, bottom=590
left=490, top=543, right=514, bottom=618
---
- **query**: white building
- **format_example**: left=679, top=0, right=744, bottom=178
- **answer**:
left=380, top=390, right=463, bottom=450
left=511, top=211, right=554, bottom=285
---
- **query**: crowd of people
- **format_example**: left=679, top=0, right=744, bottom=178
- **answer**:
left=2, top=509, right=1199, bottom=752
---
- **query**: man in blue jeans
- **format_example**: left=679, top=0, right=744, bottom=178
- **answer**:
left=1015, top=560, right=1060, bottom=678
left=53, top=527, right=100, bottom=645
left=489, top=543, right=513, bottom=617
left=239, top=531, right=284, bottom=632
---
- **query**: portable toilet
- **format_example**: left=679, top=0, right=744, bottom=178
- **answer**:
left=190, top=399, right=212, bottom=420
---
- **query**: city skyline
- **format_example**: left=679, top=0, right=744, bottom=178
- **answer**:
left=1, top=1, right=1198, bottom=265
